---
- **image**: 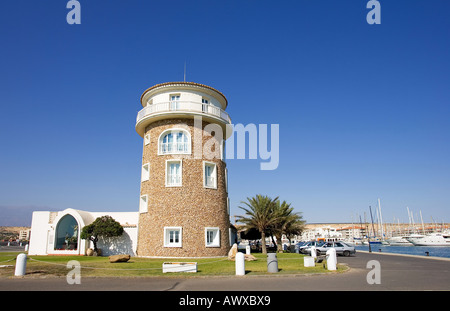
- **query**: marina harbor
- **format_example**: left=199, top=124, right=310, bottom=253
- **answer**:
left=355, top=245, right=450, bottom=258
left=259, top=199, right=450, bottom=259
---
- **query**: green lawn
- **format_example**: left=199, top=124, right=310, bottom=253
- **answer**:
left=0, top=252, right=347, bottom=278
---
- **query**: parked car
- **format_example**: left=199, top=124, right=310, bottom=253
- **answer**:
left=299, top=241, right=326, bottom=254
left=315, top=241, right=356, bottom=257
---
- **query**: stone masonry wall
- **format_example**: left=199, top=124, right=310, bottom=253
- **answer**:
left=136, top=118, right=230, bottom=257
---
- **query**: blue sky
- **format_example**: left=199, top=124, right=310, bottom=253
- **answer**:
left=0, top=0, right=449, bottom=226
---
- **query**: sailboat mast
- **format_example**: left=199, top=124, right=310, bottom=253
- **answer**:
left=369, top=206, right=376, bottom=239
left=378, top=198, right=384, bottom=240
left=368, top=208, right=374, bottom=252
left=359, top=215, right=363, bottom=241
left=407, top=207, right=412, bottom=234
left=375, top=204, right=380, bottom=238
left=420, top=210, right=425, bottom=234
left=351, top=212, right=354, bottom=242
left=431, top=216, right=436, bottom=232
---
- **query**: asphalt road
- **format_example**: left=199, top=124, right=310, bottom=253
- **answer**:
left=1, top=251, right=449, bottom=291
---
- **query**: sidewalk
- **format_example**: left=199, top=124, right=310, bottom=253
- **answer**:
left=1, top=251, right=449, bottom=291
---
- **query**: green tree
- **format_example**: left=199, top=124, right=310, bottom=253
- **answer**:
left=283, top=214, right=305, bottom=246
left=237, top=195, right=280, bottom=254
left=269, top=199, right=305, bottom=252
left=80, top=216, right=124, bottom=255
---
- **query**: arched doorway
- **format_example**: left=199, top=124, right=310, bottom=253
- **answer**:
left=54, top=214, right=79, bottom=250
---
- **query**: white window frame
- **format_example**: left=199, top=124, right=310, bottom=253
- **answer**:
left=141, top=163, right=150, bottom=182
left=139, top=194, right=148, bottom=213
left=144, top=133, right=150, bottom=145
left=203, top=161, right=217, bottom=189
left=202, top=97, right=209, bottom=113
left=169, top=94, right=180, bottom=110
left=205, top=227, right=220, bottom=247
left=164, top=226, right=182, bottom=247
left=158, top=128, right=191, bottom=155
left=165, top=159, right=182, bottom=187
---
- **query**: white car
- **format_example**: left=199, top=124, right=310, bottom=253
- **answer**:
left=315, top=241, right=356, bottom=257
left=299, top=241, right=326, bottom=254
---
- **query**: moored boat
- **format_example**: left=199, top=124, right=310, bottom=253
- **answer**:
left=386, top=236, right=413, bottom=246
left=406, top=232, right=450, bottom=246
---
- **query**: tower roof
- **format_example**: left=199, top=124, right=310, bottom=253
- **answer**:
left=140, top=81, right=228, bottom=109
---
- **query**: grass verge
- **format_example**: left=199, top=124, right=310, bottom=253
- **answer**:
left=0, top=252, right=348, bottom=278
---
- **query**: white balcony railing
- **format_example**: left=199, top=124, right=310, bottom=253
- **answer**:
left=136, top=101, right=231, bottom=125
left=160, top=141, right=190, bottom=154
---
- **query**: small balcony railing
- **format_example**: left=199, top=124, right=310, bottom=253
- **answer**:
left=159, top=142, right=190, bottom=155
left=136, top=101, right=231, bottom=126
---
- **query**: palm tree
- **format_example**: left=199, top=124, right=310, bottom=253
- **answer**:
left=283, top=214, right=305, bottom=246
left=237, top=195, right=279, bottom=254
left=270, top=200, right=305, bottom=252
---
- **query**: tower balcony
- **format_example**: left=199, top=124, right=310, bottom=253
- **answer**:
left=135, top=100, right=231, bottom=137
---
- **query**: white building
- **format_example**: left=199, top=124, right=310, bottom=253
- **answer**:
left=300, top=226, right=343, bottom=242
left=28, top=209, right=138, bottom=256
left=336, top=226, right=366, bottom=241
left=19, top=229, right=31, bottom=241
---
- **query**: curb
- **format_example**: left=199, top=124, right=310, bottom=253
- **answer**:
left=357, top=250, right=450, bottom=261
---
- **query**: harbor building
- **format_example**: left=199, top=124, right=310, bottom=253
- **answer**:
left=28, top=82, right=234, bottom=257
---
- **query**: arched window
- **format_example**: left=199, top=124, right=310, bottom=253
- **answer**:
left=54, top=214, right=79, bottom=250
left=159, top=129, right=191, bottom=154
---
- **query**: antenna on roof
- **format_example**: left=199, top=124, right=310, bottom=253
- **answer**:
left=184, top=61, right=186, bottom=82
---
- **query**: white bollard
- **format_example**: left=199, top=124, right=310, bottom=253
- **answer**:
left=25, top=244, right=29, bottom=252
left=310, top=246, right=317, bottom=259
left=326, top=248, right=337, bottom=271
left=235, top=252, right=245, bottom=276
left=245, top=245, right=251, bottom=255
left=14, top=253, right=27, bottom=276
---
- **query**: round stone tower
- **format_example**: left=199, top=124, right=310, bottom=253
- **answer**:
left=135, top=82, right=232, bottom=257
